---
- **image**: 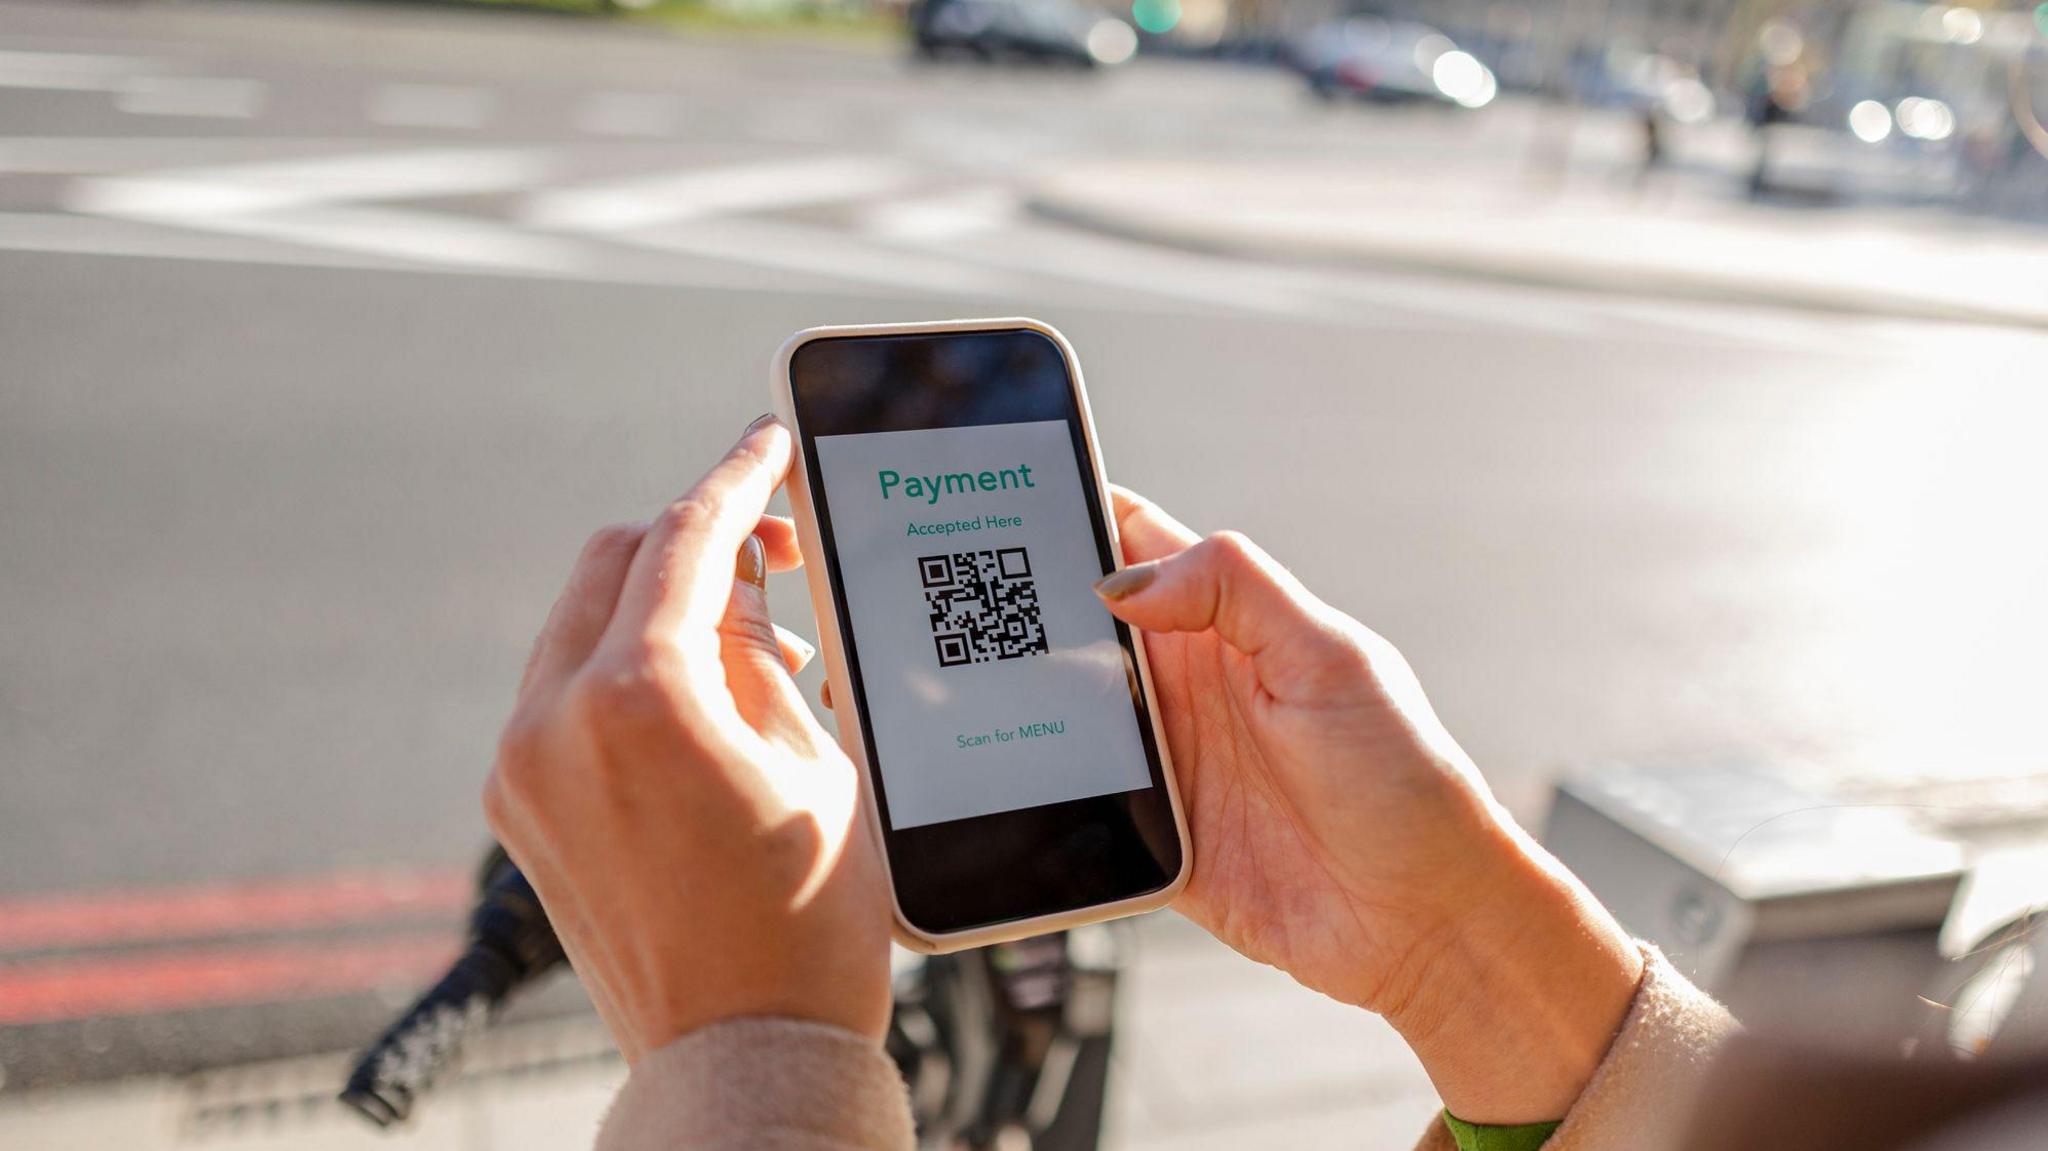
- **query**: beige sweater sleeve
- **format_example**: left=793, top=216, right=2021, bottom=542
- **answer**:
left=596, top=1018, right=915, bottom=1151
left=596, top=944, right=1732, bottom=1151
left=1412, top=945, right=1738, bottom=1151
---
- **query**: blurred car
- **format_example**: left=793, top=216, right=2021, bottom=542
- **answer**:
left=1290, top=18, right=1497, bottom=109
left=1570, top=46, right=1717, bottom=124
left=911, top=0, right=1138, bottom=68
left=1740, top=3, right=2039, bottom=205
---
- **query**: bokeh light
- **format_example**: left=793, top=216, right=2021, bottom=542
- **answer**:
left=1848, top=99, right=1893, bottom=143
left=1129, top=0, right=1180, bottom=35
left=1086, top=19, right=1138, bottom=65
left=1897, top=96, right=1956, bottom=141
left=1431, top=50, right=1497, bottom=108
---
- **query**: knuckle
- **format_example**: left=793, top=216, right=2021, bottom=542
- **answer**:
left=1203, top=530, right=1263, bottom=570
left=1310, top=616, right=1398, bottom=689
left=568, top=648, right=691, bottom=729
left=581, top=522, right=644, bottom=561
left=658, top=494, right=720, bottom=538
left=724, top=610, right=782, bottom=654
left=481, top=770, right=514, bottom=833
left=1354, top=626, right=1411, bottom=678
left=494, top=710, right=539, bottom=766
left=727, top=434, right=774, bottom=471
left=491, top=717, right=545, bottom=794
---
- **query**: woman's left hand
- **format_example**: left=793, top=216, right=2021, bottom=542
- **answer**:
left=483, top=415, right=893, bottom=1063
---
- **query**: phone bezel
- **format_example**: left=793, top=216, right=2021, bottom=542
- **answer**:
left=772, top=317, right=1190, bottom=953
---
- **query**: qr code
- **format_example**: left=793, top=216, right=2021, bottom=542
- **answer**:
left=919, top=548, right=1048, bottom=668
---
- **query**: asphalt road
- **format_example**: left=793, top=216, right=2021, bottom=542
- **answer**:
left=5, top=0, right=2048, bottom=1092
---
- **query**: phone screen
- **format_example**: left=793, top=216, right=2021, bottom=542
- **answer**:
left=789, top=327, right=1180, bottom=934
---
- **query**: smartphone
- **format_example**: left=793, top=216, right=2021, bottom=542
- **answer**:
left=774, top=318, right=1189, bottom=953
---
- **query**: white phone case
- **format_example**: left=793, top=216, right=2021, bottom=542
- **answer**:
left=771, top=317, right=1191, bottom=954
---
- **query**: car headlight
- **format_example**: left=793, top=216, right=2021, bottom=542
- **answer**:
left=1848, top=99, right=1893, bottom=143
left=1896, top=96, right=1955, bottom=141
left=1431, top=50, right=1496, bottom=108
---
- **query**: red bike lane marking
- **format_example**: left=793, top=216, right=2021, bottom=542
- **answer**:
left=0, top=935, right=461, bottom=1025
left=0, top=869, right=471, bottom=953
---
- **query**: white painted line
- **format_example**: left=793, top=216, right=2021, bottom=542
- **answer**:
left=64, top=148, right=556, bottom=218
left=912, top=221, right=1609, bottom=332
left=0, top=210, right=427, bottom=272
left=173, top=205, right=599, bottom=275
left=29, top=144, right=930, bottom=290
left=524, top=155, right=917, bottom=233
left=113, top=76, right=264, bottom=120
left=363, top=83, right=495, bottom=130
left=575, top=91, right=680, bottom=138
left=0, top=49, right=154, bottom=92
left=860, top=187, right=1018, bottom=243
left=934, top=224, right=1335, bottom=317
left=0, top=209, right=934, bottom=296
left=614, top=216, right=1018, bottom=296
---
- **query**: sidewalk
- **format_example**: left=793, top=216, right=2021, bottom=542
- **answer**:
left=1027, top=151, right=2048, bottom=329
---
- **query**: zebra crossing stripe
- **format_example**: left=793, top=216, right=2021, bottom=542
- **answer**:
left=522, top=154, right=915, bottom=233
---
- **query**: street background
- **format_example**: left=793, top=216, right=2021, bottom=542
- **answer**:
left=4, top=0, right=2048, bottom=1145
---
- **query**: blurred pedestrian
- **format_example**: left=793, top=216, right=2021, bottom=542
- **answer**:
left=1747, top=65, right=1807, bottom=201
left=1634, top=103, right=1670, bottom=200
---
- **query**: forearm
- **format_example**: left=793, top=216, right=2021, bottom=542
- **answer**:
left=1407, top=941, right=1739, bottom=1151
left=1384, top=807, right=1645, bottom=1126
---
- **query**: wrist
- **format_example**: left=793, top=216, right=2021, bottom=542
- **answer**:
left=1383, top=808, right=1642, bottom=1126
left=665, top=960, right=894, bottom=1053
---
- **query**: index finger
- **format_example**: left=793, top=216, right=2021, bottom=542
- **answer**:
left=602, top=415, right=795, bottom=657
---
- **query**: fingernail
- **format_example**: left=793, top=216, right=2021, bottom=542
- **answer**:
left=788, top=633, right=814, bottom=660
left=736, top=534, right=767, bottom=589
left=1093, top=564, right=1156, bottom=601
left=744, top=412, right=780, bottom=435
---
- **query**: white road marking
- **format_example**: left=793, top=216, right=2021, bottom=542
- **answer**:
left=113, top=76, right=264, bottom=120
left=363, top=83, right=495, bottom=130
left=929, top=224, right=1348, bottom=318
left=59, top=147, right=578, bottom=275
left=523, top=155, right=916, bottom=233
left=860, top=186, right=1018, bottom=242
left=913, top=219, right=1633, bottom=335
left=575, top=91, right=680, bottom=138
left=0, top=210, right=431, bottom=271
left=0, top=49, right=154, bottom=92
left=64, top=148, right=556, bottom=218
left=14, top=139, right=1991, bottom=348
left=166, top=204, right=599, bottom=275
left=0, top=209, right=870, bottom=294
left=613, top=216, right=1020, bottom=296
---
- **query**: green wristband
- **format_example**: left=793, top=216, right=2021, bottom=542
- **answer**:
left=1441, top=1110, right=1561, bottom=1151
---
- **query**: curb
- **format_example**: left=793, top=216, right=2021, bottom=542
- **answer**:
left=1026, top=190, right=2048, bottom=331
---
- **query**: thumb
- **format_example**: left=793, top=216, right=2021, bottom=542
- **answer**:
left=720, top=535, right=826, bottom=751
left=1093, top=531, right=1354, bottom=697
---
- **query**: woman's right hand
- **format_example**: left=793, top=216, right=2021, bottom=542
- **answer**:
left=1097, top=487, right=1642, bottom=1126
